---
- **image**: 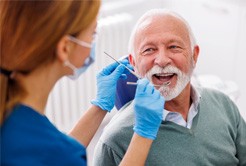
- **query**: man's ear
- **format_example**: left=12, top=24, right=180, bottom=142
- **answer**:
left=128, top=54, right=136, bottom=67
left=56, top=36, right=71, bottom=63
left=192, top=45, right=200, bottom=65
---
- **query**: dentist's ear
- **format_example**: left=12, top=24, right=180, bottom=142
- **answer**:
left=128, top=54, right=136, bottom=67
left=56, top=36, right=72, bottom=63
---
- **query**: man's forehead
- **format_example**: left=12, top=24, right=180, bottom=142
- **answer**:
left=135, top=15, right=189, bottom=43
left=138, top=15, right=184, bottom=32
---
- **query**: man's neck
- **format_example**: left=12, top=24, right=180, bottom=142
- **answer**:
left=164, top=83, right=192, bottom=121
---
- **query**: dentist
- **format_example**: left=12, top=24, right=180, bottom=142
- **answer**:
left=0, top=1, right=164, bottom=165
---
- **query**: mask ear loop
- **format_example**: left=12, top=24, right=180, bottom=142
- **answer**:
left=68, top=36, right=92, bottom=48
left=63, top=60, right=76, bottom=71
left=64, top=35, right=95, bottom=75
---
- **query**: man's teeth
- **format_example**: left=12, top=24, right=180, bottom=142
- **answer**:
left=154, top=73, right=174, bottom=77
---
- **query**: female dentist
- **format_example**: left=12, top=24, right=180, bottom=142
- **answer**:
left=0, top=1, right=164, bottom=165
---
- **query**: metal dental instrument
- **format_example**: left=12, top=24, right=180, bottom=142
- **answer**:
left=126, top=81, right=171, bottom=87
left=104, top=51, right=171, bottom=87
left=104, top=52, right=140, bottom=79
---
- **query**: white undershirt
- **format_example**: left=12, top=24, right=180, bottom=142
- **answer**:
left=162, top=85, right=201, bottom=129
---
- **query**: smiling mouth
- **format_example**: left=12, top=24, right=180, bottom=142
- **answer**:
left=152, top=73, right=175, bottom=85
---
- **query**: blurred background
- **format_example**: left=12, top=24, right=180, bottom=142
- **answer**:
left=45, top=0, right=246, bottom=165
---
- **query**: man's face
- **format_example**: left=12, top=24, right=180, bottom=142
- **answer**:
left=130, top=15, right=198, bottom=101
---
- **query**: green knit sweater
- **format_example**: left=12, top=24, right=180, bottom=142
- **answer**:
left=93, top=88, right=246, bottom=166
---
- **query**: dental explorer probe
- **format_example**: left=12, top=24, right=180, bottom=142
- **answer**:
left=104, top=52, right=140, bottom=79
left=126, top=81, right=171, bottom=87
left=104, top=52, right=171, bottom=87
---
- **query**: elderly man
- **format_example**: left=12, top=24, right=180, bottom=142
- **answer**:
left=93, top=9, right=246, bottom=166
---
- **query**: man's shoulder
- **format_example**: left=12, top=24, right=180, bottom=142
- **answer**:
left=198, top=87, right=240, bottom=119
left=198, top=87, right=234, bottom=103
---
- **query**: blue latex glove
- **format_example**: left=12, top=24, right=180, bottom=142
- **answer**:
left=133, top=78, right=165, bottom=140
left=91, top=60, right=130, bottom=112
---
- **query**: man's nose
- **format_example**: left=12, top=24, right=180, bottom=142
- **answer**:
left=154, top=49, right=171, bottom=67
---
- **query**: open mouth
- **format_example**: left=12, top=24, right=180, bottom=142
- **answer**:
left=152, top=73, right=175, bottom=85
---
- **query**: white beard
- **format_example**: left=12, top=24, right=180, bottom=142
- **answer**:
left=145, top=64, right=193, bottom=101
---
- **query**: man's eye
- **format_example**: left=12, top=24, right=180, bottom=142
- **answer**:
left=169, top=45, right=179, bottom=49
left=143, top=48, right=155, bottom=53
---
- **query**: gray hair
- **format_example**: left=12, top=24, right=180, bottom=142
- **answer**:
left=128, top=9, right=197, bottom=56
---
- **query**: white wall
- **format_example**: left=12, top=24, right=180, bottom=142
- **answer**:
left=234, top=5, right=246, bottom=119
left=161, top=0, right=246, bottom=119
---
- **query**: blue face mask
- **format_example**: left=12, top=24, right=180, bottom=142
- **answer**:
left=64, top=36, right=96, bottom=80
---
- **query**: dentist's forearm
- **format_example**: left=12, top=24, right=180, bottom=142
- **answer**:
left=120, top=133, right=153, bottom=166
left=69, top=105, right=107, bottom=147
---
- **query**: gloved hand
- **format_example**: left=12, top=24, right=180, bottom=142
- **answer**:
left=133, top=78, right=165, bottom=140
left=91, top=59, right=131, bottom=112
